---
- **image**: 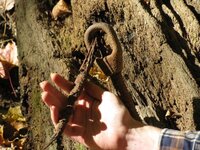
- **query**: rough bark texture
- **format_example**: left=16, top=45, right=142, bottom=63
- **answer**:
left=16, top=0, right=200, bottom=149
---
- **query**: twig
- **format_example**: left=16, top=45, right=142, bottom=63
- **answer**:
left=6, top=69, right=17, bottom=97
left=43, top=38, right=97, bottom=149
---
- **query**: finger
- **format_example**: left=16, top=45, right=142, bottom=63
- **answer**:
left=72, top=99, right=90, bottom=126
left=51, top=73, right=105, bottom=101
left=40, top=81, right=66, bottom=103
left=50, top=73, right=74, bottom=94
left=84, top=82, right=105, bottom=101
left=50, top=105, right=59, bottom=126
left=90, top=99, right=101, bottom=122
left=64, top=124, right=85, bottom=137
left=64, top=97, right=92, bottom=137
left=63, top=107, right=87, bottom=137
left=41, top=91, right=65, bottom=109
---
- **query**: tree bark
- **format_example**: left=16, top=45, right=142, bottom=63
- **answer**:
left=16, top=0, right=200, bottom=149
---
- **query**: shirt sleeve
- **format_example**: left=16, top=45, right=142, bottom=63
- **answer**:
left=159, top=128, right=200, bottom=150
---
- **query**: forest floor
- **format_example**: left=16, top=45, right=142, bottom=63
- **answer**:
left=0, top=1, right=27, bottom=149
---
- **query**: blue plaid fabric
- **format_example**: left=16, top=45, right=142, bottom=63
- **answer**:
left=160, top=129, right=200, bottom=150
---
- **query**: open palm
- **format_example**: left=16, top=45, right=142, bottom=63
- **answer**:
left=40, top=73, right=142, bottom=150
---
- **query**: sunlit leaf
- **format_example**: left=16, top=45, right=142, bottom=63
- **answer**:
left=2, top=106, right=26, bottom=123
left=5, top=0, right=15, bottom=11
left=0, top=106, right=27, bottom=149
left=0, top=125, right=3, bottom=145
left=14, top=137, right=26, bottom=149
left=0, top=41, right=18, bottom=79
left=0, top=41, right=18, bottom=97
left=89, top=65, right=109, bottom=83
left=10, top=121, right=26, bottom=131
left=0, top=0, right=15, bottom=13
left=52, top=0, right=71, bottom=20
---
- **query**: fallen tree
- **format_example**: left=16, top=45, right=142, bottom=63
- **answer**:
left=16, top=0, right=200, bottom=149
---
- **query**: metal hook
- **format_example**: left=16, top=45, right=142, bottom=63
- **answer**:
left=84, top=22, right=123, bottom=76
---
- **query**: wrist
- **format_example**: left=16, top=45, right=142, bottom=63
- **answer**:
left=125, top=125, right=162, bottom=150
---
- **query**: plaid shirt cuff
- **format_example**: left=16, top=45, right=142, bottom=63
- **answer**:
left=159, top=128, right=200, bottom=150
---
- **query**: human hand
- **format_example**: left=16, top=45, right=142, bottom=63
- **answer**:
left=40, top=73, right=144, bottom=150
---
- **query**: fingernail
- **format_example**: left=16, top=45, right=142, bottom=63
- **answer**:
left=41, top=91, right=47, bottom=99
left=39, top=81, right=46, bottom=89
left=50, top=73, right=56, bottom=78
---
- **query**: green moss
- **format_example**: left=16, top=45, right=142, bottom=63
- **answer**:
left=31, top=88, right=43, bottom=112
left=74, top=142, right=87, bottom=150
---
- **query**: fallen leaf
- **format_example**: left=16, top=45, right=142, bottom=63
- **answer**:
left=0, top=41, right=18, bottom=97
left=0, top=125, right=3, bottom=145
left=0, top=106, right=27, bottom=149
left=52, top=0, right=71, bottom=20
left=3, top=106, right=26, bottom=123
left=11, top=121, right=26, bottom=132
left=0, top=122, right=27, bottom=149
left=0, top=41, right=18, bottom=79
left=14, top=137, right=26, bottom=149
left=0, top=0, right=15, bottom=13
left=3, top=121, right=17, bottom=140
left=5, top=0, right=15, bottom=11
left=89, top=65, right=108, bottom=83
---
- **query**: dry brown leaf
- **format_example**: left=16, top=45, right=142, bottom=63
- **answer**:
left=0, top=106, right=27, bottom=149
left=0, top=0, right=15, bottom=14
left=10, top=121, right=26, bottom=132
left=14, top=137, right=26, bottom=149
left=52, top=0, right=71, bottom=20
left=0, top=41, right=18, bottom=79
left=0, top=41, right=18, bottom=97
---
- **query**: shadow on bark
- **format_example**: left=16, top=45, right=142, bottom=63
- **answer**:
left=193, top=98, right=200, bottom=130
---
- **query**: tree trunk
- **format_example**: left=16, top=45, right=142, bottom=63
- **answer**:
left=16, top=0, right=200, bottom=149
